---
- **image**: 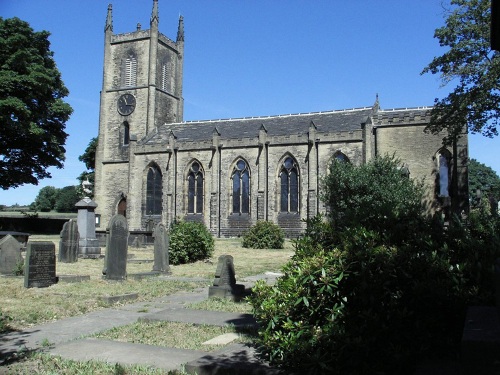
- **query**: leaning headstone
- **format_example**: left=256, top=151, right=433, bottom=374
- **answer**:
left=59, top=219, right=79, bottom=263
left=152, top=223, right=171, bottom=274
left=24, top=242, right=57, bottom=288
left=0, top=235, right=22, bottom=275
left=208, top=255, right=245, bottom=301
left=102, top=214, right=128, bottom=281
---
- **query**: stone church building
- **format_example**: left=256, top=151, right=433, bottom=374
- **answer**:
left=94, top=1, right=469, bottom=239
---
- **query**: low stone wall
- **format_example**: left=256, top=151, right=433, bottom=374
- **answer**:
left=0, top=217, right=69, bottom=234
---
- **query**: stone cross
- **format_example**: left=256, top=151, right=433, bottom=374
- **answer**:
left=152, top=223, right=171, bottom=274
left=0, top=235, right=22, bottom=275
left=59, top=219, right=79, bottom=263
left=103, top=214, right=128, bottom=281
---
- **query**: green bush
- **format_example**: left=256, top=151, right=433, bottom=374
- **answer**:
left=169, top=220, right=214, bottom=265
left=249, top=156, right=500, bottom=374
left=242, top=220, right=285, bottom=249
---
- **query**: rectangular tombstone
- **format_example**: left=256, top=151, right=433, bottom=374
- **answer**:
left=103, top=214, right=128, bottom=281
left=209, top=254, right=245, bottom=300
left=152, top=223, right=171, bottom=274
left=24, top=242, right=57, bottom=288
left=59, top=219, right=79, bottom=263
left=0, top=235, right=23, bottom=275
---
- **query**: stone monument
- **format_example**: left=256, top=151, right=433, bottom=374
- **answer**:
left=103, top=214, right=128, bottom=280
left=0, top=235, right=23, bottom=275
left=208, top=255, right=245, bottom=301
left=75, top=180, right=100, bottom=258
left=152, top=223, right=171, bottom=274
left=59, top=219, right=79, bottom=263
left=24, top=241, right=57, bottom=288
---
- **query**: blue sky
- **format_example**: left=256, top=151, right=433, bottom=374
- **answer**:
left=1, top=0, right=499, bottom=205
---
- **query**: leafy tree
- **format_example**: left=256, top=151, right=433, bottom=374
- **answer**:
left=422, top=0, right=500, bottom=142
left=77, top=137, right=97, bottom=198
left=468, top=158, right=500, bottom=211
left=0, top=17, right=73, bottom=189
left=321, top=155, right=427, bottom=245
left=32, top=186, right=58, bottom=212
left=54, top=185, right=79, bottom=212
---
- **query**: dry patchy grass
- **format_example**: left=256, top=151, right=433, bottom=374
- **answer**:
left=0, top=236, right=293, bottom=331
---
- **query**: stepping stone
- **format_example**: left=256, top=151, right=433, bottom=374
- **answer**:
left=202, top=333, right=239, bottom=345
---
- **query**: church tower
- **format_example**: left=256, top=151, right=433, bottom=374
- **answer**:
left=94, top=1, right=184, bottom=227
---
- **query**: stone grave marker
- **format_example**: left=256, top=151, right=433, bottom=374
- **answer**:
left=59, top=219, right=79, bottom=263
left=152, top=223, right=171, bottom=274
left=208, top=254, right=245, bottom=300
left=103, top=214, right=128, bottom=280
left=0, top=235, right=23, bottom=275
left=24, top=242, right=57, bottom=288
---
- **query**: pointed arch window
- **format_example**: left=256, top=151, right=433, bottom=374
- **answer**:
left=334, top=151, right=349, bottom=163
left=146, top=165, right=162, bottom=215
left=438, top=151, right=450, bottom=197
left=124, top=55, right=137, bottom=87
left=280, top=157, right=299, bottom=213
left=232, top=159, right=250, bottom=214
left=188, top=162, right=203, bottom=214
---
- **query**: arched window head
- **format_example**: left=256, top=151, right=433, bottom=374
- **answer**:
left=334, top=151, right=349, bottom=163
left=146, top=165, right=162, bottom=215
left=280, top=157, right=299, bottom=213
left=188, top=161, right=203, bottom=214
left=232, top=159, right=250, bottom=214
left=124, top=54, right=137, bottom=87
left=438, top=152, right=450, bottom=197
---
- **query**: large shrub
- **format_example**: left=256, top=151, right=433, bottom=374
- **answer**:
left=169, top=220, right=214, bottom=265
left=249, top=156, right=500, bottom=374
left=242, top=220, right=285, bottom=249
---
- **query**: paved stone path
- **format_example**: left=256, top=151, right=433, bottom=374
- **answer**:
left=0, top=273, right=285, bottom=375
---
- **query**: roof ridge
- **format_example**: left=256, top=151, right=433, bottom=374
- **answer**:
left=178, top=106, right=373, bottom=125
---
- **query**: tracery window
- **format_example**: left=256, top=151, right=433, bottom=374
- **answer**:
left=280, top=157, right=299, bottom=213
left=146, top=165, right=162, bottom=215
left=187, top=161, right=203, bottom=214
left=232, top=159, right=250, bottom=214
left=124, top=55, right=137, bottom=87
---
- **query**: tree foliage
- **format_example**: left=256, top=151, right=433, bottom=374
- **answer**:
left=77, top=137, right=97, bottom=198
left=54, top=185, right=79, bottom=212
left=422, top=0, right=500, bottom=142
left=0, top=17, right=73, bottom=189
left=31, top=186, right=58, bottom=212
left=250, top=156, right=500, bottom=374
left=468, top=158, right=500, bottom=213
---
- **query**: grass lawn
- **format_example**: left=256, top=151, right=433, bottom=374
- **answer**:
left=0, top=235, right=294, bottom=374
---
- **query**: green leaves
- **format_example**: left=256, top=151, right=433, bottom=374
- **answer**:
left=242, top=220, right=285, bottom=249
left=422, top=0, right=500, bottom=141
left=169, top=221, right=214, bottom=265
left=0, top=17, right=72, bottom=189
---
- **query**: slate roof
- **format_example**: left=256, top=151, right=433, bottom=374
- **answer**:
left=141, top=107, right=375, bottom=145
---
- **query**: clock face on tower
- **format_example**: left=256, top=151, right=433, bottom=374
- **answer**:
left=117, top=94, right=136, bottom=116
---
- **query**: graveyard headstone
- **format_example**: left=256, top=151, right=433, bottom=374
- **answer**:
left=24, top=242, right=57, bottom=288
left=152, top=223, right=171, bottom=274
left=0, top=235, right=22, bottom=275
left=59, top=219, right=79, bottom=263
left=75, top=197, right=101, bottom=258
left=103, top=214, right=128, bottom=280
left=208, top=254, right=245, bottom=300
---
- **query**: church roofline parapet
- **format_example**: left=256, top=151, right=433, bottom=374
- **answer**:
left=372, top=107, right=432, bottom=126
left=180, top=106, right=374, bottom=125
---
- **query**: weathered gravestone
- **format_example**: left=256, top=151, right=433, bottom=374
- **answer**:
left=75, top=197, right=101, bottom=258
left=103, top=214, right=128, bottom=281
left=24, top=242, right=57, bottom=288
left=208, top=255, right=245, bottom=301
left=59, top=219, right=79, bottom=263
left=0, top=235, right=23, bottom=275
left=152, top=223, right=171, bottom=274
